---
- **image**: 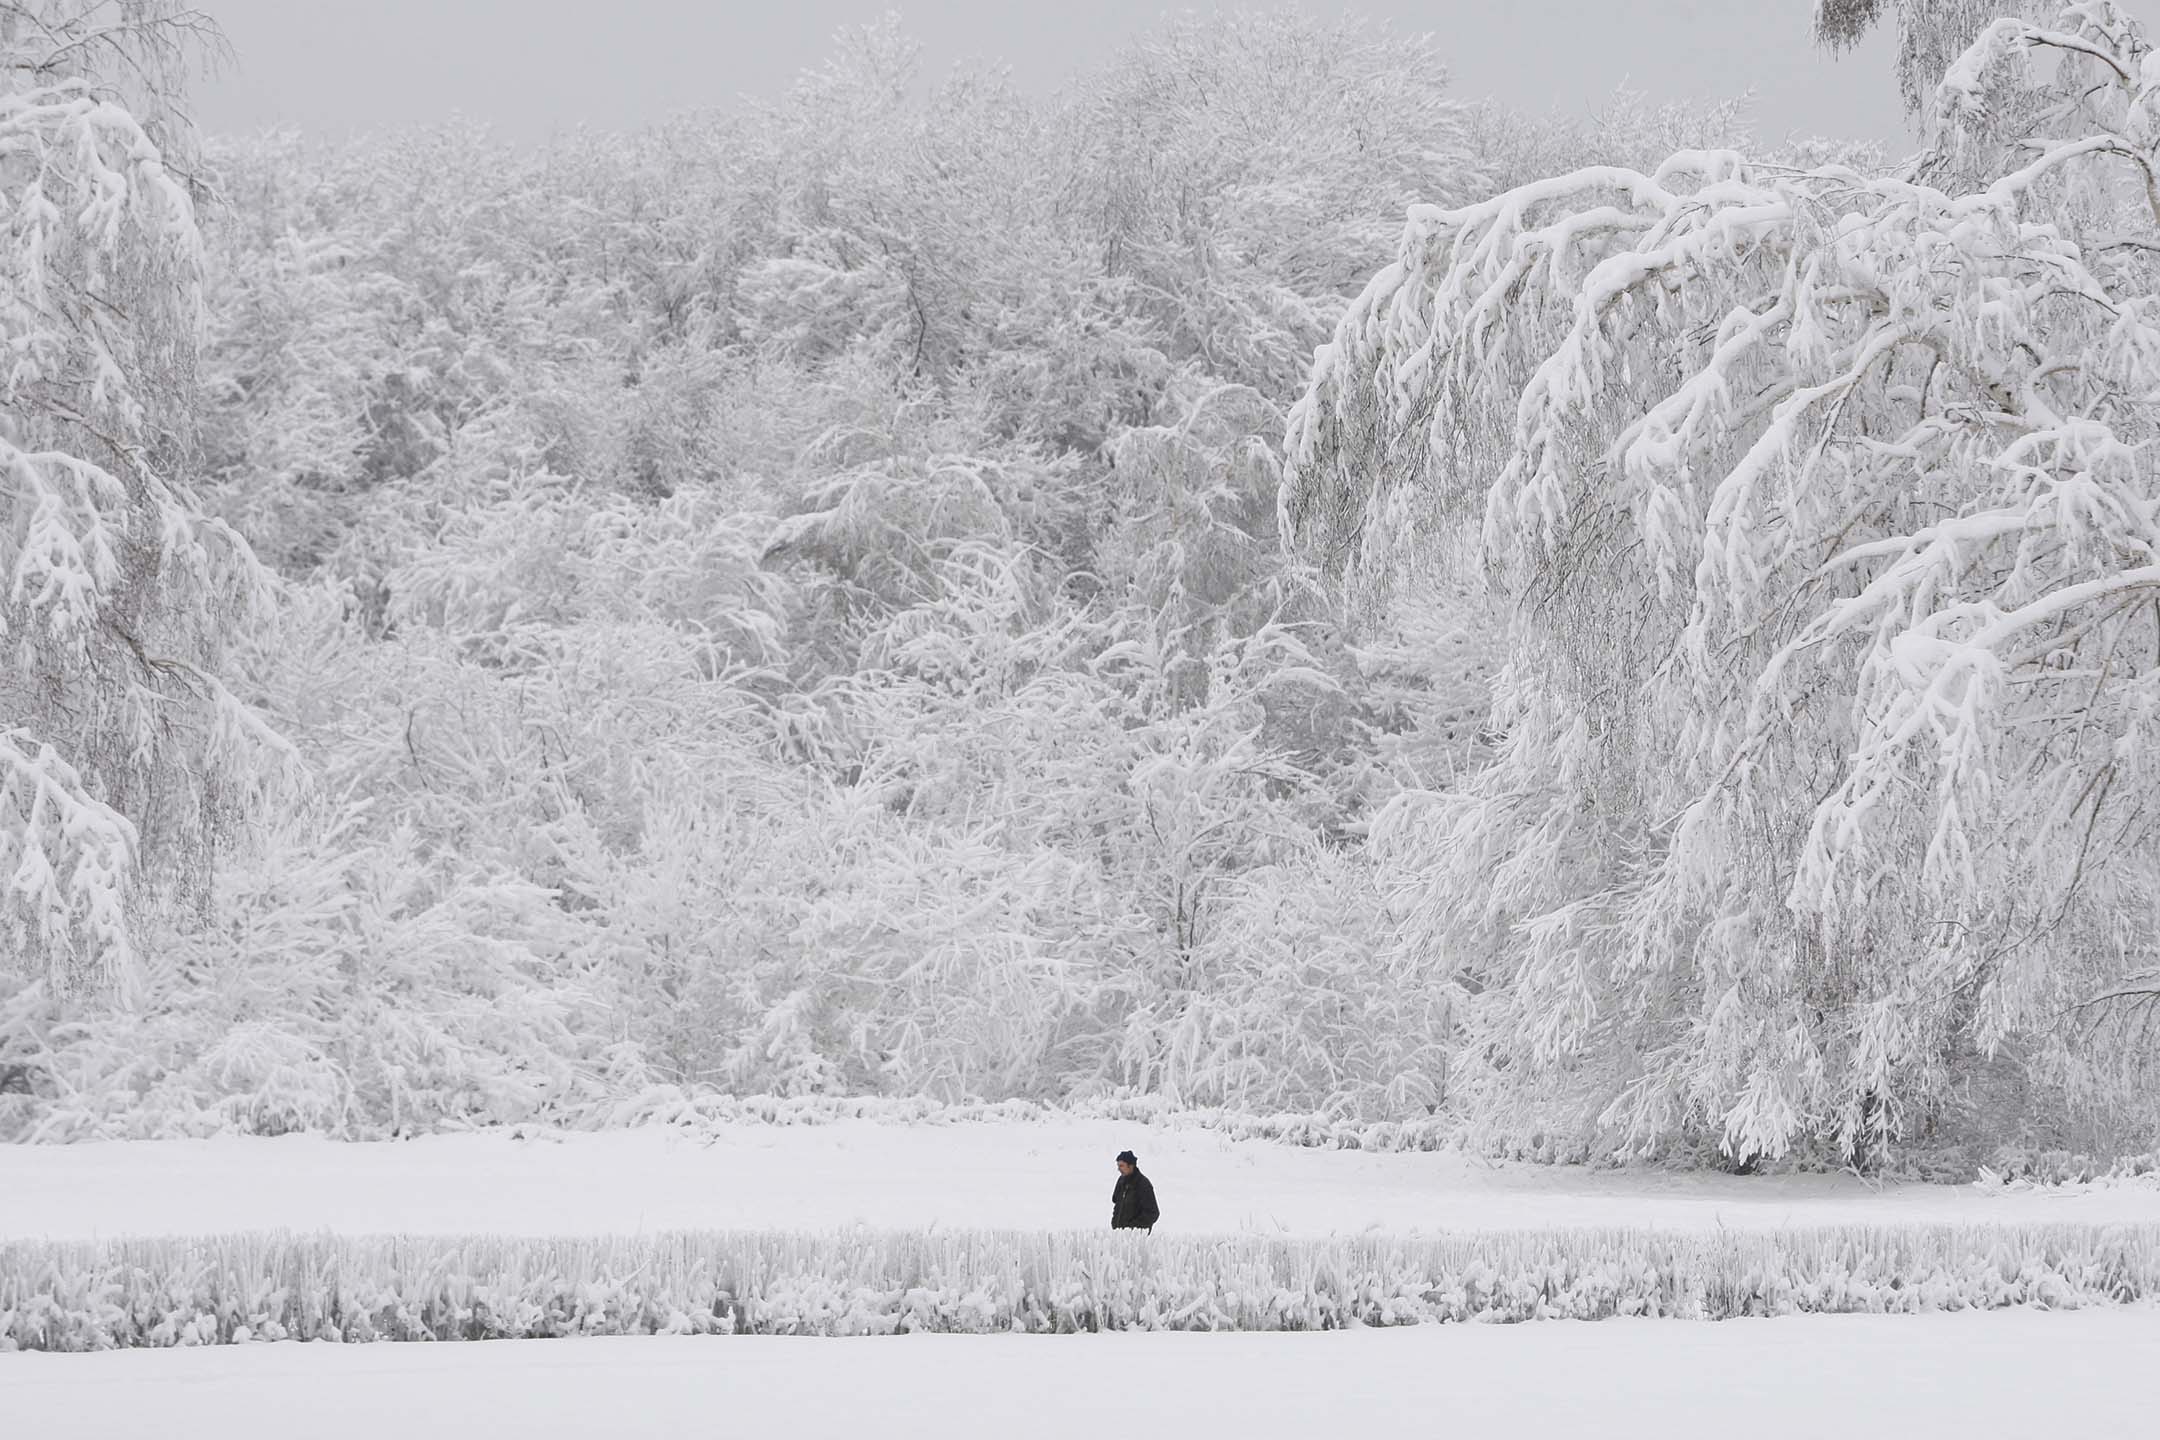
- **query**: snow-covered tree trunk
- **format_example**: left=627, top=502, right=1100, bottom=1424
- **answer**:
left=1286, top=1, right=2160, bottom=1161
left=1, top=2, right=286, bottom=988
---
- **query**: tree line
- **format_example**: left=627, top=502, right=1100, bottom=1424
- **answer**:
left=2, top=0, right=2151, bottom=1166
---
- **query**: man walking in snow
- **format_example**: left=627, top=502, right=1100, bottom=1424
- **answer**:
left=1111, top=1149, right=1159, bottom=1232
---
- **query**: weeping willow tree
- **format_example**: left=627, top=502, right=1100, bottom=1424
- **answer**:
left=1813, top=0, right=2023, bottom=117
left=1286, top=1, right=2160, bottom=1162
left=0, top=2, right=286, bottom=988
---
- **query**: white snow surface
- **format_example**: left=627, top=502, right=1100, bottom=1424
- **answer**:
left=7, top=1308, right=2157, bottom=1439
left=3, top=1119, right=2154, bottom=1240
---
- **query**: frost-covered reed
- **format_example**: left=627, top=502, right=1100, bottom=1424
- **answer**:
left=5, top=1223, right=2156, bottom=1350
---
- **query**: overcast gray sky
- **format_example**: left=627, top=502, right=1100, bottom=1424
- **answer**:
left=189, top=2, right=2160, bottom=150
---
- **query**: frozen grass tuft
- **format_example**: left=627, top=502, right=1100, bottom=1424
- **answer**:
left=4, top=1223, right=2158, bottom=1350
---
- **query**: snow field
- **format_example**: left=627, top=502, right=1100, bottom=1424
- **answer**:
left=8, top=1309, right=2159, bottom=1440
left=7, top=1123, right=2157, bottom=1349
left=6, top=1120, right=2158, bottom=1241
left=6, top=1220, right=2158, bottom=1349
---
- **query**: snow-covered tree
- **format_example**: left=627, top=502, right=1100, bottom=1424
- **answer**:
left=1, top=2, right=286, bottom=988
left=1077, top=10, right=1479, bottom=400
left=1815, top=0, right=2031, bottom=117
left=1287, top=1, right=2160, bottom=1161
left=12, top=8, right=1786, bottom=1138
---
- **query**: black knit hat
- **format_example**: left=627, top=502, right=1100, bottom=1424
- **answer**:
left=1115, top=1150, right=1138, bottom=1165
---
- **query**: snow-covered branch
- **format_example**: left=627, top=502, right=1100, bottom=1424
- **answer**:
left=1287, top=1, right=2160, bottom=1161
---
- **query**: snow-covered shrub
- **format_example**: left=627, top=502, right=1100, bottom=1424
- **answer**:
left=1149, top=842, right=1450, bottom=1119
left=0, top=802, right=611, bottom=1141
left=5, top=1221, right=2155, bottom=1349
left=1974, top=1151, right=2160, bottom=1191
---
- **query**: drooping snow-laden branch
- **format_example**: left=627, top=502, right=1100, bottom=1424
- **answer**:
left=2, top=10, right=289, bottom=988
left=1286, top=1, right=2160, bottom=1160
left=0, top=729, right=135, bottom=971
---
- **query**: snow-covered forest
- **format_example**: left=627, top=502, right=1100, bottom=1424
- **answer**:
left=4, top=0, right=2159, bottom=1175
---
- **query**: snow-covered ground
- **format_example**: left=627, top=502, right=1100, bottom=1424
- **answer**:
left=6, top=1308, right=2154, bottom=1439
left=3, top=1119, right=2154, bottom=1240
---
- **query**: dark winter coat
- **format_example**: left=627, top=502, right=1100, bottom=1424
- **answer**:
left=1111, top=1168, right=1159, bottom=1230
